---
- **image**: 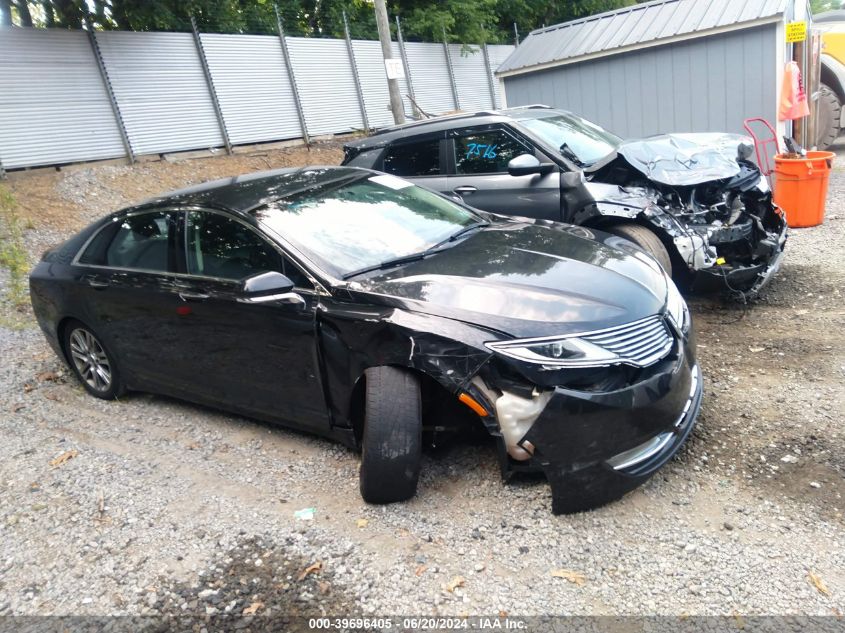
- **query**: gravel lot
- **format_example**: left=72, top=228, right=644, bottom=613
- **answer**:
left=0, top=142, right=843, bottom=619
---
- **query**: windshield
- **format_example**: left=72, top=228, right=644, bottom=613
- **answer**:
left=519, top=112, right=621, bottom=166
left=252, top=174, right=479, bottom=278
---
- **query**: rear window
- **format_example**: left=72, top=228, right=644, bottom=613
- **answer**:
left=382, top=139, right=440, bottom=177
left=78, top=211, right=177, bottom=273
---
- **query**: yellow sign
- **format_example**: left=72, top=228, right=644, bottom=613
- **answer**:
left=786, top=21, right=807, bottom=43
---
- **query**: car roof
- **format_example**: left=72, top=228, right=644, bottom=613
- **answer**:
left=130, top=166, right=369, bottom=216
left=345, top=105, right=566, bottom=149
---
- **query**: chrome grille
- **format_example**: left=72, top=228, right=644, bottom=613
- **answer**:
left=581, top=315, right=673, bottom=367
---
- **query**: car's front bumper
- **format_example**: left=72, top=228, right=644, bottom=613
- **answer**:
left=691, top=216, right=788, bottom=299
left=502, top=339, right=701, bottom=514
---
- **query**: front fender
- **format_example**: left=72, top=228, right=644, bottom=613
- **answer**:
left=317, top=302, right=494, bottom=430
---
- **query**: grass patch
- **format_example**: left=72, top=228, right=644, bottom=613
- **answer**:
left=0, top=185, right=31, bottom=321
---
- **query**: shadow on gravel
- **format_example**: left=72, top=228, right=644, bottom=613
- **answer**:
left=148, top=535, right=359, bottom=631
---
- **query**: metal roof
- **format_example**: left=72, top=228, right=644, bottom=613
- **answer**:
left=497, top=0, right=789, bottom=77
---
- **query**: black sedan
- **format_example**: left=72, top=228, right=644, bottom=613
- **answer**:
left=30, top=166, right=702, bottom=514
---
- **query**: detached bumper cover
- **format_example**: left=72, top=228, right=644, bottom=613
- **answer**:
left=519, top=342, right=701, bottom=514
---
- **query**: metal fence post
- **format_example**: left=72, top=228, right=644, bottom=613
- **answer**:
left=441, top=28, right=460, bottom=110
left=274, top=6, right=310, bottom=145
left=343, top=11, right=370, bottom=133
left=190, top=16, right=232, bottom=154
left=395, top=16, right=418, bottom=117
left=86, top=18, right=135, bottom=164
left=481, top=43, right=497, bottom=109
left=0, top=156, right=6, bottom=180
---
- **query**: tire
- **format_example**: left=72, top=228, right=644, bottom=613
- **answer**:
left=62, top=320, right=125, bottom=400
left=605, top=223, right=672, bottom=276
left=816, top=84, right=841, bottom=150
left=359, top=366, right=422, bottom=504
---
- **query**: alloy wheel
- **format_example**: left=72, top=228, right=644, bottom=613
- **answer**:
left=68, top=328, right=112, bottom=393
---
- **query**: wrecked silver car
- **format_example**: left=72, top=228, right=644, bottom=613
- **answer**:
left=583, top=132, right=788, bottom=298
left=342, top=106, right=788, bottom=299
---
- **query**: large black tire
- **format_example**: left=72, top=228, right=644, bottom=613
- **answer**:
left=62, top=319, right=125, bottom=400
left=816, top=84, right=841, bottom=150
left=605, top=223, right=672, bottom=276
left=359, top=366, right=422, bottom=504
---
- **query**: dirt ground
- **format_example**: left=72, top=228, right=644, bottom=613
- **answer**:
left=0, top=141, right=843, bottom=618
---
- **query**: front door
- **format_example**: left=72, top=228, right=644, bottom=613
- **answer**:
left=172, top=209, right=330, bottom=430
left=445, top=126, right=562, bottom=221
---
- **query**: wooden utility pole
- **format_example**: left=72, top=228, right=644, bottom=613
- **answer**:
left=373, top=0, right=405, bottom=125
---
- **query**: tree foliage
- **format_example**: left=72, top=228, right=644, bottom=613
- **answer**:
left=810, top=0, right=844, bottom=13
left=2, top=0, right=640, bottom=43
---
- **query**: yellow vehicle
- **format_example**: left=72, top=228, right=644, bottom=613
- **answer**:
left=815, top=10, right=845, bottom=147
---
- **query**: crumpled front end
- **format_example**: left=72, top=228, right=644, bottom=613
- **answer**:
left=587, top=135, right=789, bottom=299
left=643, top=177, right=788, bottom=299
left=465, top=314, right=701, bottom=514
left=518, top=346, right=700, bottom=514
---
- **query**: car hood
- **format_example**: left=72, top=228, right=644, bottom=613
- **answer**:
left=594, top=133, right=751, bottom=186
left=347, top=222, right=669, bottom=339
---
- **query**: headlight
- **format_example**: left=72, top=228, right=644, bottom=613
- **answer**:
left=485, top=336, right=619, bottom=368
left=665, top=277, right=688, bottom=333
left=487, top=315, right=676, bottom=369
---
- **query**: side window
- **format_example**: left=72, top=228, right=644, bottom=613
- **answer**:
left=186, top=211, right=282, bottom=281
left=382, top=139, right=440, bottom=177
left=82, top=211, right=176, bottom=272
left=454, top=129, right=532, bottom=175
left=185, top=211, right=311, bottom=288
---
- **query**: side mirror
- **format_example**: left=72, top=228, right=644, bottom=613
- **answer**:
left=240, top=271, right=303, bottom=307
left=507, top=153, right=557, bottom=177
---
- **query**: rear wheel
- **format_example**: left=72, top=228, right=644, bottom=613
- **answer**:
left=816, top=84, right=841, bottom=150
left=605, top=223, right=672, bottom=276
left=63, top=320, right=124, bottom=400
left=359, top=366, right=422, bottom=504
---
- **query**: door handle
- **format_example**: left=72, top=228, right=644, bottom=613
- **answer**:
left=178, top=291, right=209, bottom=302
left=453, top=186, right=477, bottom=195
left=84, top=277, right=109, bottom=289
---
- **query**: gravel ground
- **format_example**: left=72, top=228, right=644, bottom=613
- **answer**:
left=0, top=142, right=843, bottom=620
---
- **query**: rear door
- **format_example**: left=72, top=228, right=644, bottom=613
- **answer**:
left=379, top=132, right=448, bottom=193
left=73, top=209, right=189, bottom=389
left=445, top=125, right=562, bottom=220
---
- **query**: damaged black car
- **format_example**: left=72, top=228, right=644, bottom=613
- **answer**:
left=341, top=105, right=788, bottom=299
left=29, top=166, right=701, bottom=514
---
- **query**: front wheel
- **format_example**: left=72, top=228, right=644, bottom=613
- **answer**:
left=359, top=366, right=422, bottom=504
left=63, top=320, right=125, bottom=400
left=605, top=223, right=672, bottom=277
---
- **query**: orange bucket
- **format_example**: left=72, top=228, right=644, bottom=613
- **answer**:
left=773, top=151, right=835, bottom=228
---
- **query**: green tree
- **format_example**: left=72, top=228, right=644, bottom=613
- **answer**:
left=811, top=0, right=844, bottom=13
left=4, top=0, right=639, bottom=43
left=0, top=0, right=12, bottom=27
left=392, top=0, right=499, bottom=43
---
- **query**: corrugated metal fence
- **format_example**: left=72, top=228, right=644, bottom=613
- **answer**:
left=0, top=26, right=513, bottom=172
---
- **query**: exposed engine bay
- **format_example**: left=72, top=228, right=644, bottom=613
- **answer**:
left=583, top=133, right=788, bottom=299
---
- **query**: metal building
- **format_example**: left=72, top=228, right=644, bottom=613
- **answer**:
left=496, top=0, right=806, bottom=140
